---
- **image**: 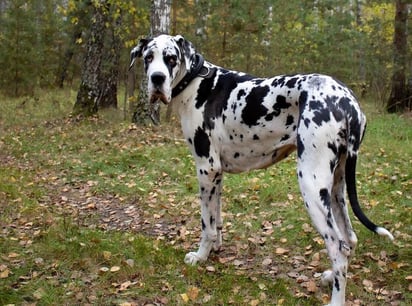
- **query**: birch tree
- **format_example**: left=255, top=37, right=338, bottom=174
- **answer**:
left=132, top=0, right=171, bottom=125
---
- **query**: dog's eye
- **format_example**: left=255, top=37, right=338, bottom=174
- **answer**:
left=145, top=54, right=154, bottom=63
left=166, top=55, right=177, bottom=67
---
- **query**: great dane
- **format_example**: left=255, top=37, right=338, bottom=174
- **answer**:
left=130, top=34, right=394, bottom=305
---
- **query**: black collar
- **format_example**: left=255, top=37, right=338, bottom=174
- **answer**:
left=172, top=53, right=215, bottom=98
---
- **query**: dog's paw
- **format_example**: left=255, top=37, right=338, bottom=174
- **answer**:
left=321, top=270, right=334, bottom=287
left=184, top=252, right=203, bottom=265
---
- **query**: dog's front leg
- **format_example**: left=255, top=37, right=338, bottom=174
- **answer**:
left=185, top=162, right=223, bottom=265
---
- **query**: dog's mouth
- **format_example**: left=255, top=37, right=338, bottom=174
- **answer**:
left=150, top=90, right=169, bottom=105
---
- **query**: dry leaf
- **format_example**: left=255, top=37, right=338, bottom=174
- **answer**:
left=103, top=251, right=112, bottom=260
left=275, top=247, right=289, bottom=255
left=119, top=281, right=132, bottom=291
left=180, top=293, right=189, bottom=303
left=187, top=286, right=200, bottom=301
left=362, top=279, right=374, bottom=292
left=110, top=266, right=120, bottom=272
left=0, top=268, right=10, bottom=279
left=262, top=258, right=272, bottom=266
left=305, top=280, right=318, bottom=293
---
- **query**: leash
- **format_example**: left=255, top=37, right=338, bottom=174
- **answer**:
left=172, top=53, right=216, bottom=98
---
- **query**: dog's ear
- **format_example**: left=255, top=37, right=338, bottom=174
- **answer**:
left=129, top=38, right=150, bottom=70
left=174, top=35, right=195, bottom=72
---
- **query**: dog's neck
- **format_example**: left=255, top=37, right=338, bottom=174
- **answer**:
left=172, top=54, right=217, bottom=99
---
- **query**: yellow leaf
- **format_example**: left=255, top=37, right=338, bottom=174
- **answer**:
left=110, top=266, right=120, bottom=272
left=102, top=251, right=112, bottom=260
left=180, top=293, right=189, bottom=303
left=0, top=269, right=10, bottom=278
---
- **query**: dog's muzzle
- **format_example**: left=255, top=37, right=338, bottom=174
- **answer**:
left=149, top=72, right=170, bottom=104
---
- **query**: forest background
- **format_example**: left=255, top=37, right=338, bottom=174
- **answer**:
left=1, top=1, right=411, bottom=305
left=0, top=0, right=411, bottom=115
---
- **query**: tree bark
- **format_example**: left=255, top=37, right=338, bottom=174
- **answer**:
left=73, top=2, right=106, bottom=116
left=98, top=10, right=121, bottom=109
left=387, top=0, right=408, bottom=113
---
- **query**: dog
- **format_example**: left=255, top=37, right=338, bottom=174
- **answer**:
left=130, top=34, right=394, bottom=305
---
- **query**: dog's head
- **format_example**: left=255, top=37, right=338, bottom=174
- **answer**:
left=130, top=34, right=196, bottom=104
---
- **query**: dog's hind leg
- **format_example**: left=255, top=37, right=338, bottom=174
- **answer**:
left=320, top=156, right=358, bottom=290
left=185, top=158, right=223, bottom=265
left=297, top=126, right=351, bottom=305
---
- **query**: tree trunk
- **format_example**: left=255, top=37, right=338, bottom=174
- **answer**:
left=73, top=2, right=106, bottom=116
left=98, top=10, right=121, bottom=109
left=387, top=0, right=408, bottom=113
left=132, top=0, right=171, bottom=125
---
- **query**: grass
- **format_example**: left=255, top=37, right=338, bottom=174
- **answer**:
left=0, top=88, right=411, bottom=305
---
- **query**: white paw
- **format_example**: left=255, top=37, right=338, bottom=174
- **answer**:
left=184, top=252, right=204, bottom=265
left=321, top=270, right=334, bottom=287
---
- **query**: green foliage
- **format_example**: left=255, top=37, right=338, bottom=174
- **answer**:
left=0, top=0, right=410, bottom=106
left=0, top=0, right=67, bottom=96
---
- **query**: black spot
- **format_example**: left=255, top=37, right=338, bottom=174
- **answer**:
left=210, top=216, right=215, bottom=226
left=241, top=86, right=270, bottom=127
left=196, top=77, right=215, bottom=109
left=327, top=219, right=333, bottom=228
left=310, top=100, right=331, bottom=126
left=319, top=188, right=331, bottom=207
left=298, top=91, right=308, bottom=113
left=237, top=89, right=247, bottom=100
left=187, top=138, right=192, bottom=145
left=281, top=134, right=290, bottom=142
left=202, top=218, right=206, bottom=230
left=298, top=171, right=303, bottom=178
left=210, top=186, right=216, bottom=195
left=194, top=127, right=210, bottom=158
left=272, top=95, right=291, bottom=116
left=253, top=134, right=260, bottom=140
left=297, top=134, right=305, bottom=158
left=286, top=77, right=299, bottom=88
left=286, top=115, right=294, bottom=126
left=234, top=152, right=240, bottom=158
left=334, top=277, right=340, bottom=291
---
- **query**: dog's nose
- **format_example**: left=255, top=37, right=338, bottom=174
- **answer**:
left=151, top=72, right=166, bottom=88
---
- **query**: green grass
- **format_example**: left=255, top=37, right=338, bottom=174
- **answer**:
left=0, top=89, right=411, bottom=305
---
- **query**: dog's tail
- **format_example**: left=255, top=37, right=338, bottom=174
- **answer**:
left=345, top=114, right=394, bottom=241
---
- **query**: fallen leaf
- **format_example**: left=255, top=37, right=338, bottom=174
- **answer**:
left=187, top=286, right=200, bottom=301
left=8, top=252, right=20, bottom=258
left=275, top=247, right=289, bottom=255
left=305, top=280, right=318, bottom=293
left=250, top=299, right=260, bottom=306
left=103, top=251, right=112, bottom=260
left=0, top=268, right=10, bottom=279
left=119, top=281, right=132, bottom=291
left=180, top=293, right=189, bottom=303
left=110, top=266, right=120, bottom=272
left=362, top=279, right=374, bottom=292
left=262, top=258, right=272, bottom=266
